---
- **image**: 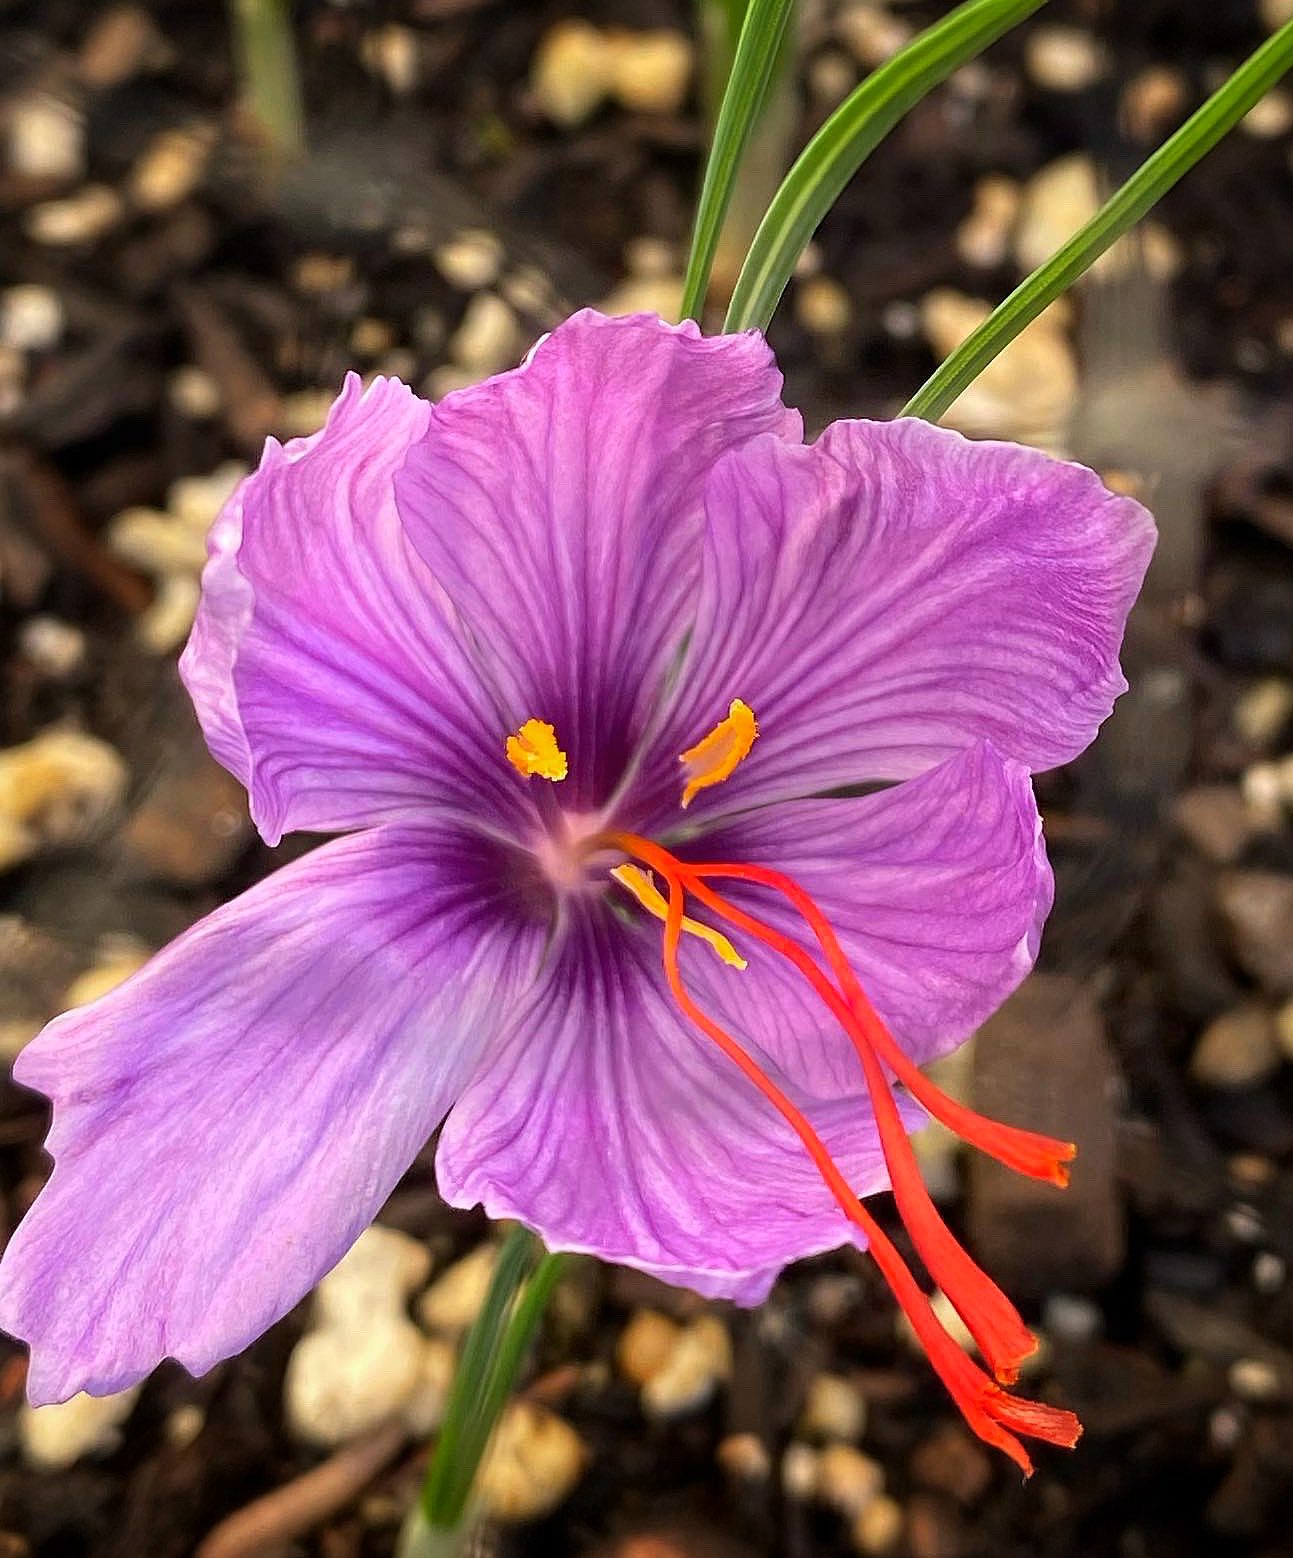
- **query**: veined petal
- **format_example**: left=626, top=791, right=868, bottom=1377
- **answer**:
left=180, top=373, right=520, bottom=847
left=0, top=823, right=546, bottom=1404
left=435, top=908, right=919, bottom=1304
left=394, top=310, right=801, bottom=812
left=645, top=417, right=1153, bottom=818
left=689, top=743, right=1052, bottom=1078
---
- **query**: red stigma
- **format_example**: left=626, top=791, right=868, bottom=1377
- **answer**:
left=609, top=831, right=1082, bottom=1473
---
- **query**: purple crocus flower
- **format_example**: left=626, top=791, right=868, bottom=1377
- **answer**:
left=0, top=312, right=1152, bottom=1469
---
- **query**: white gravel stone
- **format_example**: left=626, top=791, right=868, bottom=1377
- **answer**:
left=129, top=126, right=214, bottom=210
left=531, top=21, right=613, bottom=127
left=955, top=175, right=1021, bottom=269
left=852, top=1493, right=904, bottom=1555
left=417, top=1241, right=498, bottom=1336
left=477, top=1400, right=587, bottom=1522
left=920, top=288, right=1076, bottom=451
left=285, top=1226, right=444, bottom=1447
left=1229, top=1358, right=1283, bottom=1402
left=167, top=365, right=222, bottom=419
left=315, top=1224, right=432, bottom=1331
left=435, top=229, right=504, bottom=292
left=597, top=274, right=683, bottom=322
left=449, top=292, right=522, bottom=375
left=817, top=1443, right=884, bottom=1518
left=1190, top=1004, right=1281, bottom=1089
left=137, top=574, right=200, bottom=655
left=616, top=1307, right=682, bottom=1386
left=8, top=96, right=84, bottom=181
left=607, top=30, right=693, bottom=114
left=799, top=1371, right=867, bottom=1442
left=1042, top=1293, right=1103, bottom=1344
left=1025, top=27, right=1107, bottom=93
left=1234, top=677, right=1293, bottom=748
left=795, top=275, right=853, bottom=336
left=19, top=617, right=85, bottom=679
left=285, top=1318, right=426, bottom=1447
left=836, top=5, right=912, bottom=67
left=1015, top=154, right=1179, bottom=281
left=363, top=24, right=420, bottom=96
left=717, top=1431, right=772, bottom=1482
left=25, top=185, right=123, bottom=246
left=1242, top=89, right=1293, bottom=139
left=641, top=1313, right=732, bottom=1418
left=402, top=1336, right=457, bottom=1438
left=0, top=729, right=129, bottom=872
left=1, top=285, right=64, bottom=352
left=61, top=942, right=150, bottom=1010
left=21, top=1388, right=140, bottom=1469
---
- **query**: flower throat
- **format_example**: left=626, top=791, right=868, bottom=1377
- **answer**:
left=507, top=706, right=1081, bottom=1473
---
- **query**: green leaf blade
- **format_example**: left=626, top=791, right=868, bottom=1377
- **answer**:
left=903, top=20, right=1293, bottom=422
left=681, top=0, right=798, bottom=322
left=724, top=0, right=1050, bottom=335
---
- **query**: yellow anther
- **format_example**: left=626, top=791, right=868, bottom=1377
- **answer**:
left=612, top=864, right=747, bottom=970
left=679, top=698, right=758, bottom=808
left=506, top=718, right=568, bottom=781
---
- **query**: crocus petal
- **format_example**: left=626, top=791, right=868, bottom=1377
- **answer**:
left=688, top=743, right=1052, bottom=1079
left=395, top=310, right=801, bottom=812
left=180, top=373, right=519, bottom=847
left=436, top=909, right=920, bottom=1305
left=645, top=417, right=1154, bottom=819
left=0, top=824, right=546, bottom=1403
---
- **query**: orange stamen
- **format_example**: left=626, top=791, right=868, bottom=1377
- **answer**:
left=632, top=841, right=1078, bottom=1470
left=609, top=830, right=1082, bottom=1468
left=616, top=834, right=1036, bottom=1384
left=690, top=861, right=1075, bottom=1188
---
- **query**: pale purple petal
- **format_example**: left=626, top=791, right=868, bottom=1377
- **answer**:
left=0, top=824, right=546, bottom=1403
left=685, top=743, right=1052, bottom=1078
left=436, top=910, right=919, bottom=1305
left=641, top=418, right=1154, bottom=820
left=180, top=374, right=520, bottom=847
left=395, top=310, right=801, bottom=811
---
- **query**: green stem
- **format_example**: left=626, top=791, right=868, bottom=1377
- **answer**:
left=724, top=0, right=1050, bottom=333
left=682, top=0, right=798, bottom=321
left=408, top=1228, right=567, bottom=1553
left=903, top=20, right=1293, bottom=421
left=228, top=0, right=307, bottom=158
left=433, top=1250, right=568, bottom=1529
left=418, top=1227, right=537, bottom=1527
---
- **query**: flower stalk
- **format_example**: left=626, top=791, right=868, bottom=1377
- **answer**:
left=687, top=0, right=800, bottom=317
left=228, top=0, right=307, bottom=159
left=405, top=1227, right=566, bottom=1552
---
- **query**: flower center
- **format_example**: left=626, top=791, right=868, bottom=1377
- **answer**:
left=530, top=811, right=617, bottom=894
left=500, top=707, right=1082, bottom=1471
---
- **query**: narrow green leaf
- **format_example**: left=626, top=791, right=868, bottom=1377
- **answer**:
left=724, top=0, right=1050, bottom=334
left=903, top=21, right=1293, bottom=421
left=681, top=0, right=797, bottom=322
left=434, top=1251, right=569, bottom=1529
left=228, top=0, right=307, bottom=158
left=419, top=1226, right=537, bottom=1527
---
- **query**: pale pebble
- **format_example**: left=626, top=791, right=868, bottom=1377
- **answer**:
left=418, top=1242, right=498, bottom=1336
left=477, top=1400, right=587, bottom=1522
left=21, top=1388, right=140, bottom=1469
left=641, top=1313, right=732, bottom=1418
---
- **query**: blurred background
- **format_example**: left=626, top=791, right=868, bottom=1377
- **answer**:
left=2, top=1, right=1293, bottom=1554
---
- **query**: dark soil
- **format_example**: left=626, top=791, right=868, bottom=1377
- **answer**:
left=2, top=2, right=1293, bottom=1555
